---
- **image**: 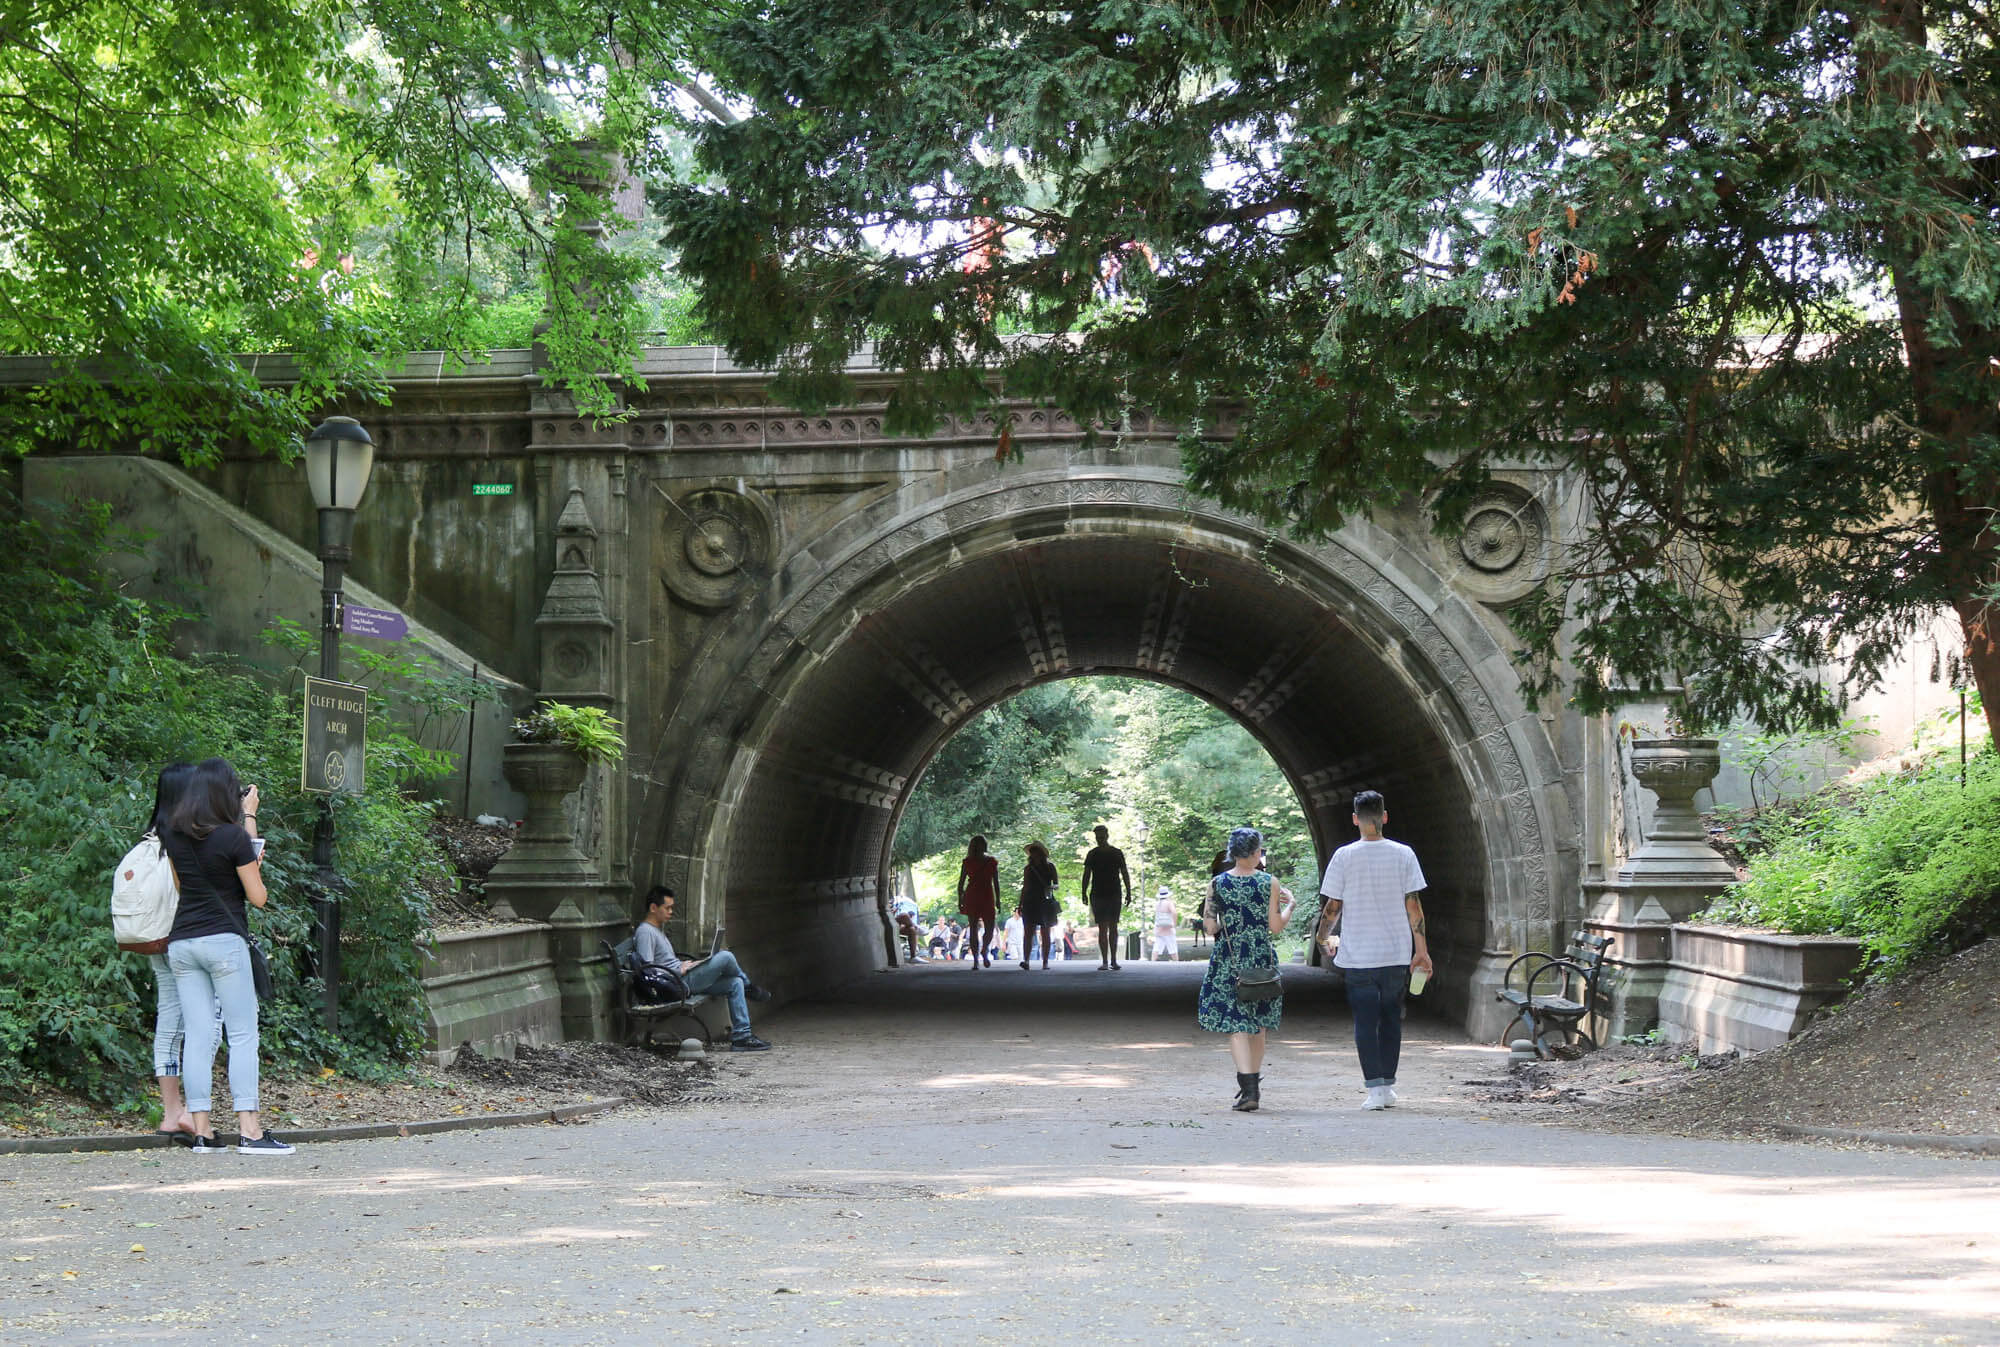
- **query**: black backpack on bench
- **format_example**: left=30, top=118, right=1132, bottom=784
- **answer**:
left=617, top=937, right=690, bottom=1004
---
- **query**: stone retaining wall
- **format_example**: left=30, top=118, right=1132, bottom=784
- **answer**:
left=420, top=924, right=564, bottom=1066
left=1656, top=924, right=1863, bottom=1054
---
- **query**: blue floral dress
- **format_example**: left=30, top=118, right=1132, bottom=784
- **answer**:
left=1197, top=871, right=1283, bottom=1033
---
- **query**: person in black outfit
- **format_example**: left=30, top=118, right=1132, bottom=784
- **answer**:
left=163, top=758, right=291, bottom=1154
left=1017, top=841, right=1060, bottom=970
left=144, top=763, right=199, bottom=1142
left=1080, top=825, right=1132, bottom=970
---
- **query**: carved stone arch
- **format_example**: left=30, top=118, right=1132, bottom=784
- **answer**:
left=636, top=465, right=1572, bottom=1036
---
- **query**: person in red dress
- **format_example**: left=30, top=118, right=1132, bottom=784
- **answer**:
left=955, top=835, right=1000, bottom=969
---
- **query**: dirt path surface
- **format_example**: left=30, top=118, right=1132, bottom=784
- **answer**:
left=3, top=960, right=1996, bottom=1345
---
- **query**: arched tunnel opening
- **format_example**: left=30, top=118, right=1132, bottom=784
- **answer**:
left=885, top=674, right=1325, bottom=963
left=697, top=522, right=1502, bottom=1029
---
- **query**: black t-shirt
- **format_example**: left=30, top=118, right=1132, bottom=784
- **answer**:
left=165, top=823, right=256, bottom=943
left=1083, top=845, right=1127, bottom=899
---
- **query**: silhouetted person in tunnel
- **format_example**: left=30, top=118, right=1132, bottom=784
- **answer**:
left=1018, top=841, right=1059, bottom=969
left=1080, top=824, right=1131, bottom=970
left=956, top=835, right=1000, bottom=969
left=891, top=891, right=922, bottom=962
left=1318, top=790, right=1432, bottom=1110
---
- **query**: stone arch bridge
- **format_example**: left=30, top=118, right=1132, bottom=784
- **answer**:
left=23, top=348, right=1646, bottom=1043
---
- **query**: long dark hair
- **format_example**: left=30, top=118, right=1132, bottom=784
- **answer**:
left=148, top=762, right=195, bottom=834
left=967, top=835, right=988, bottom=858
left=168, top=757, right=246, bottom=840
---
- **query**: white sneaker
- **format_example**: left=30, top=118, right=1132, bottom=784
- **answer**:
left=1382, top=1086, right=1400, bottom=1107
left=1361, top=1087, right=1390, bottom=1111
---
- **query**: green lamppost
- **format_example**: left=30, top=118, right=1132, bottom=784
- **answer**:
left=303, top=415, right=375, bottom=1032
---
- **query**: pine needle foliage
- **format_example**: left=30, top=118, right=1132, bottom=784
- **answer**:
left=661, top=1, right=2000, bottom=741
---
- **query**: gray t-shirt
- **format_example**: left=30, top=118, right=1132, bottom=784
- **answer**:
left=633, top=921, right=678, bottom=973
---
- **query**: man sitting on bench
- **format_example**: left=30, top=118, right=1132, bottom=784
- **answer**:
left=636, top=885, right=773, bottom=1052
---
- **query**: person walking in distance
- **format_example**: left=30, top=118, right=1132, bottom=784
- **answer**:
left=1196, top=827, right=1294, bottom=1111
left=1079, top=825, right=1131, bottom=970
left=955, top=835, right=1000, bottom=969
left=1017, top=841, right=1060, bottom=969
left=1150, top=885, right=1179, bottom=961
left=142, top=762, right=199, bottom=1143
left=1318, top=790, right=1432, bottom=1110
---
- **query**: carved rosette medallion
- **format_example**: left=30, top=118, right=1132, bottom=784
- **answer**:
left=662, top=487, right=772, bottom=610
left=1437, top=482, right=1550, bottom=605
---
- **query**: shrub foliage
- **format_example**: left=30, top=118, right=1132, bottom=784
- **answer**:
left=1704, top=750, right=2000, bottom=977
left=0, top=504, right=446, bottom=1101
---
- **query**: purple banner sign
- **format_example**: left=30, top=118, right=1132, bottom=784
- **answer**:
left=341, top=602, right=408, bottom=641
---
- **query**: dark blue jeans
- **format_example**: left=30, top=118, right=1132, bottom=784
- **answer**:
left=1344, top=964, right=1409, bottom=1088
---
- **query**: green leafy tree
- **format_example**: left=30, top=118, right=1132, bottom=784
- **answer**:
left=892, top=682, right=1094, bottom=868
left=1, top=1, right=728, bottom=462
left=897, top=678, right=1314, bottom=934
left=662, top=1, right=2000, bottom=747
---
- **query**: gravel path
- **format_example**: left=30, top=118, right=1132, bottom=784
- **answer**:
left=2, top=960, right=1994, bottom=1345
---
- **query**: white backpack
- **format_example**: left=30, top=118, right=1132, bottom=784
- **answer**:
left=111, top=832, right=179, bottom=954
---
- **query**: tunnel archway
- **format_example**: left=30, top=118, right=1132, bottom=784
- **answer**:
left=638, top=466, right=1569, bottom=1035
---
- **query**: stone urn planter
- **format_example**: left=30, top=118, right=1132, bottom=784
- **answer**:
left=1620, top=737, right=1739, bottom=896
left=501, top=740, right=590, bottom=842
left=482, top=741, right=593, bottom=921
left=1627, top=737, right=1722, bottom=832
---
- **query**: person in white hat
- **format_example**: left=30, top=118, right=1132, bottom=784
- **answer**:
left=1150, top=884, right=1179, bottom=960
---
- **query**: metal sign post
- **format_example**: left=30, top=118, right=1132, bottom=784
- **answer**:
left=303, top=675, right=366, bottom=1033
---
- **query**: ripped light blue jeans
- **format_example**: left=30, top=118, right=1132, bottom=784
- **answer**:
left=147, top=953, right=183, bottom=1078
left=167, top=934, right=261, bottom=1114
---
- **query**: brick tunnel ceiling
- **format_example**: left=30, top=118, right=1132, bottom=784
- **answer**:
left=729, top=534, right=1484, bottom=957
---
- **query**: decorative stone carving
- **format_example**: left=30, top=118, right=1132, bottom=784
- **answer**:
left=535, top=488, right=614, bottom=702
left=1436, top=482, right=1551, bottom=605
left=661, top=487, right=771, bottom=611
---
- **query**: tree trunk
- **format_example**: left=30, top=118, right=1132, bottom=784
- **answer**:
left=1953, top=598, right=2000, bottom=752
left=1868, top=0, right=2000, bottom=750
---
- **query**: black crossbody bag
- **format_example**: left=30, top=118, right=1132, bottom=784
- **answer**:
left=223, top=898, right=275, bottom=1001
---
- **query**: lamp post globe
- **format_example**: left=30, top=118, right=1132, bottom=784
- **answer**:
left=302, top=415, right=374, bottom=1035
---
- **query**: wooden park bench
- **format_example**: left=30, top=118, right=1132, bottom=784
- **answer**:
left=1496, top=931, right=1614, bottom=1059
left=600, top=931, right=725, bottom=1049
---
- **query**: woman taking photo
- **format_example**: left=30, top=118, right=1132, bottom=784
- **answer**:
left=144, top=762, right=198, bottom=1142
left=1017, top=841, right=1060, bottom=970
left=1197, top=827, right=1294, bottom=1112
left=164, top=757, right=292, bottom=1154
left=955, top=835, right=1000, bottom=969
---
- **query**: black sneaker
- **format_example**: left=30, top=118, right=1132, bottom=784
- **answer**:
left=236, top=1134, right=295, bottom=1155
left=188, top=1135, right=226, bottom=1154
left=743, top=982, right=773, bottom=1003
left=731, top=1035, right=772, bottom=1052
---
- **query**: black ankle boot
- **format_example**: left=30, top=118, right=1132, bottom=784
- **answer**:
left=1232, top=1071, right=1261, bottom=1112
